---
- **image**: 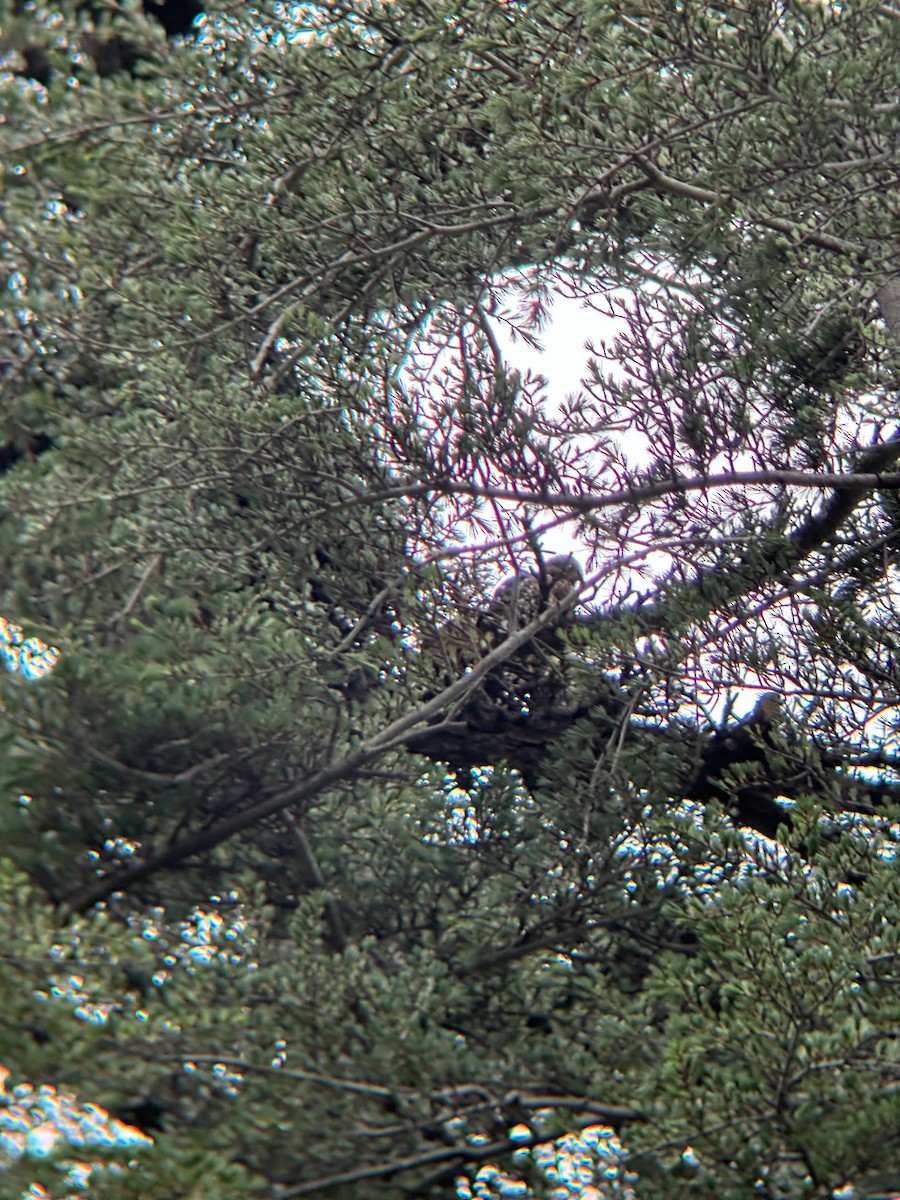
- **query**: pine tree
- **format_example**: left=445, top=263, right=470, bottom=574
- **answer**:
left=3, top=2, right=900, bottom=1196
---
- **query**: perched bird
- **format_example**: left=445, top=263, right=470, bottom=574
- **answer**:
left=423, top=555, right=584, bottom=716
left=688, top=691, right=790, bottom=838
left=486, top=554, right=584, bottom=636
left=741, top=691, right=783, bottom=734
left=475, top=554, right=584, bottom=715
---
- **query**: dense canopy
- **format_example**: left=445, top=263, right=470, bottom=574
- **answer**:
left=3, top=1, right=900, bottom=1197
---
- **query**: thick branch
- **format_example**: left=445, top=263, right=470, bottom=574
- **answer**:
left=408, top=675, right=900, bottom=839
left=360, top=466, right=900, bottom=519
left=615, top=433, right=900, bottom=640
left=62, top=587, right=587, bottom=913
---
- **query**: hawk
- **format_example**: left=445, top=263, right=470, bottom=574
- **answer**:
left=688, top=690, right=789, bottom=838
left=471, top=554, right=584, bottom=713
left=485, top=554, right=584, bottom=637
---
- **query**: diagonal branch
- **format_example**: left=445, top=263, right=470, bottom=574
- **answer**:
left=61, top=582, right=590, bottom=914
left=619, top=432, right=900, bottom=639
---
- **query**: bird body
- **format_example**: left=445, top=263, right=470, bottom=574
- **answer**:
left=426, top=555, right=584, bottom=714
left=487, top=554, right=583, bottom=635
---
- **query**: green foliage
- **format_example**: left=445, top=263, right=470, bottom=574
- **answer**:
left=625, top=815, right=900, bottom=1199
left=4, top=0, right=900, bottom=1196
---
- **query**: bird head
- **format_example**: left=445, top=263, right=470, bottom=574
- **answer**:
left=544, top=554, right=583, bottom=585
